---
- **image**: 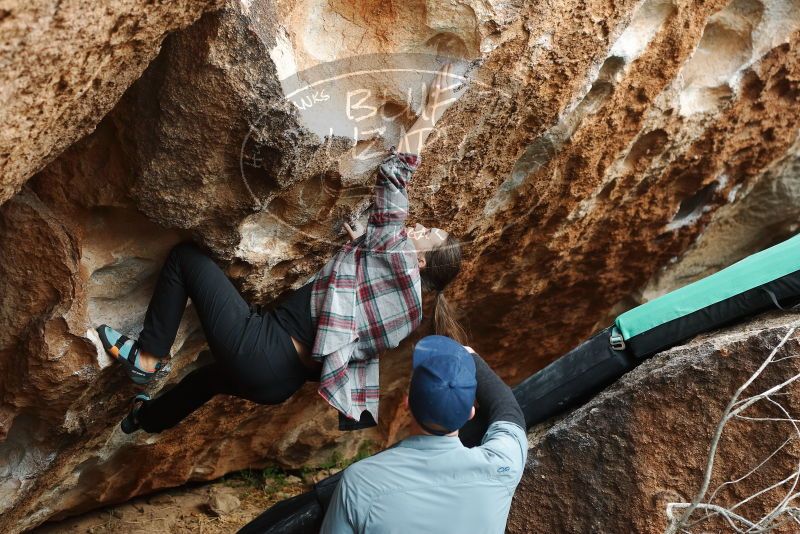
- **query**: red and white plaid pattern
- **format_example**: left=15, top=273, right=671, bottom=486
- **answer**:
left=310, top=146, right=423, bottom=422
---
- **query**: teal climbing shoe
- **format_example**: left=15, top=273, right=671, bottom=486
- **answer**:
left=121, top=393, right=150, bottom=434
left=96, top=324, right=163, bottom=385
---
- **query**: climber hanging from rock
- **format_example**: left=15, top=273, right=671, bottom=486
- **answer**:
left=95, top=63, right=468, bottom=434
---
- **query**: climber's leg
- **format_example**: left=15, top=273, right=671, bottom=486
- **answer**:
left=128, top=241, right=310, bottom=431
left=231, top=323, right=310, bottom=405
left=136, top=362, right=235, bottom=433
left=137, top=242, right=251, bottom=362
left=219, top=307, right=310, bottom=395
left=135, top=334, right=308, bottom=433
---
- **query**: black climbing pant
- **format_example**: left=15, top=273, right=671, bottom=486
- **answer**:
left=135, top=241, right=313, bottom=433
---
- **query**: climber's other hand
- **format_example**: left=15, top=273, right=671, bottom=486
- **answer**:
left=424, top=62, right=459, bottom=123
left=344, top=222, right=363, bottom=242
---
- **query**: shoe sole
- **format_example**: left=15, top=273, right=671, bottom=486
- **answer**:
left=120, top=393, right=150, bottom=434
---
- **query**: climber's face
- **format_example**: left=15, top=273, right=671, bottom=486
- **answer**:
left=406, top=223, right=448, bottom=255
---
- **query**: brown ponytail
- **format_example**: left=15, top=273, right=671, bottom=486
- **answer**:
left=434, top=291, right=468, bottom=345
left=420, top=234, right=468, bottom=345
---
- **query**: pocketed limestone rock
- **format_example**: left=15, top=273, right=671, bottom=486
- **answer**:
left=509, top=313, right=800, bottom=534
left=2, top=0, right=800, bottom=530
left=0, top=0, right=225, bottom=205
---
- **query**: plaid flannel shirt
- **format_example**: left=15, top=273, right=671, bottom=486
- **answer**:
left=310, top=146, right=423, bottom=423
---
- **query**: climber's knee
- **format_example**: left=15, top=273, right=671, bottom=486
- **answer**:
left=166, top=241, right=204, bottom=266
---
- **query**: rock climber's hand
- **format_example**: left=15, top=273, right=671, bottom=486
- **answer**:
left=398, top=63, right=463, bottom=154
left=424, top=63, right=460, bottom=124
left=344, top=222, right=363, bottom=242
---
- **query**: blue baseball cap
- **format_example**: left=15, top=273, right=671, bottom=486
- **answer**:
left=409, top=335, right=477, bottom=435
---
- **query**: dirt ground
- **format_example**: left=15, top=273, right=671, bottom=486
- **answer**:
left=30, top=466, right=340, bottom=534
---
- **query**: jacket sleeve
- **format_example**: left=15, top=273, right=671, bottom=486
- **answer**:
left=471, top=352, right=526, bottom=428
left=362, top=146, right=421, bottom=253
left=470, top=352, right=528, bottom=481
left=458, top=350, right=526, bottom=448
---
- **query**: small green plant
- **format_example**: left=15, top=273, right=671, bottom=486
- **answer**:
left=222, top=441, right=380, bottom=492
left=299, top=465, right=315, bottom=479
left=261, top=465, right=287, bottom=494
left=352, top=440, right=376, bottom=463
left=313, top=439, right=377, bottom=472
left=318, top=450, right=344, bottom=471
left=237, top=468, right=262, bottom=488
left=221, top=464, right=293, bottom=494
left=261, top=465, right=285, bottom=481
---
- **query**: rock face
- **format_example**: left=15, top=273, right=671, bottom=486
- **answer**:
left=1, top=0, right=800, bottom=530
left=509, top=313, right=800, bottom=534
left=0, top=0, right=224, bottom=204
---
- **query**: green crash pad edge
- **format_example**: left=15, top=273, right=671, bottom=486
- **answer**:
left=615, top=233, right=800, bottom=340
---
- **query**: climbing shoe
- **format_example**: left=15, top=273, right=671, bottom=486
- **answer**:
left=96, top=324, right=164, bottom=385
left=121, top=393, right=150, bottom=434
